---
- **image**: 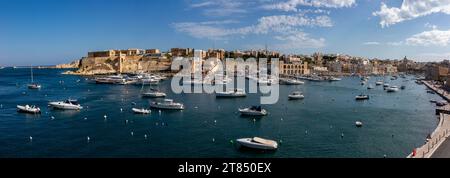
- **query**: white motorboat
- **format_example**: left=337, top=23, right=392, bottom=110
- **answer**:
left=150, top=99, right=184, bottom=110
left=328, top=77, right=342, bottom=81
left=132, top=108, right=151, bottom=114
left=355, top=121, right=363, bottom=127
left=239, top=106, right=268, bottom=116
left=183, top=79, right=205, bottom=85
left=387, top=86, right=399, bottom=92
left=375, top=81, right=383, bottom=85
left=142, top=89, right=166, bottom=98
left=17, top=105, right=41, bottom=114
left=288, top=91, right=305, bottom=100
left=216, top=89, right=246, bottom=98
left=355, top=95, right=370, bottom=100
left=383, top=83, right=390, bottom=87
left=367, top=85, right=374, bottom=89
left=236, top=137, right=278, bottom=150
left=279, top=78, right=305, bottom=85
left=95, top=74, right=127, bottom=84
left=28, top=83, right=42, bottom=89
left=49, top=99, right=83, bottom=110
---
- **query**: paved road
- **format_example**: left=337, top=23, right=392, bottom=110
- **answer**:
left=431, top=138, right=450, bottom=158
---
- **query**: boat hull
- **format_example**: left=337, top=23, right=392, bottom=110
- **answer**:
left=17, top=105, right=41, bottom=114
left=236, top=138, right=278, bottom=150
left=49, top=102, right=83, bottom=110
left=149, top=103, right=184, bottom=110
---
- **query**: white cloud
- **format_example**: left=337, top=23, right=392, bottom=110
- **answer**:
left=189, top=0, right=248, bottom=16
left=363, top=42, right=380, bottom=45
left=424, top=23, right=438, bottom=30
left=173, top=14, right=332, bottom=39
left=373, top=0, right=450, bottom=28
left=273, top=30, right=326, bottom=49
left=262, top=0, right=356, bottom=12
left=386, top=29, right=450, bottom=47
left=405, top=29, right=450, bottom=46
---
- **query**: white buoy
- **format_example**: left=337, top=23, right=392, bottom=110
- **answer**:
left=87, top=136, right=90, bottom=142
left=281, top=118, right=283, bottom=121
left=51, top=116, right=55, bottom=120
left=214, top=120, right=217, bottom=124
left=212, top=138, right=215, bottom=142
left=144, top=134, right=148, bottom=139
left=341, top=133, right=345, bottom=138
left=84, top=117, right=87, bottom=120
left=159, top=110, right=161, bottom=115
left=125, top=120, right=128, bottom=124
left=104, top=115, right=107, bottom=119
left=29, top=136, right=33, bottom=142
left=120, top=108, right=123, bottom=112
left=131, top=132, right=134, bottom=136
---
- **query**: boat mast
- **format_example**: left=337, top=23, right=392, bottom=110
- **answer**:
left=30, top=65, right=34, bottom=83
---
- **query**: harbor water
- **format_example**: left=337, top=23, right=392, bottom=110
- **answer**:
left=0, top=68, right=441, bottom=158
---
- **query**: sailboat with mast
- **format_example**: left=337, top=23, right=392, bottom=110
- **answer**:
left=28, top=66, right=41, bottom=89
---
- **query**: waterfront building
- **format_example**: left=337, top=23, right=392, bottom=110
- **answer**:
left=207, top=49, right=225, bottom=60
left=145, top=49, right=161, bottom=54
left=426, top=64, right=449, bottom=81
left=171, top=48, right=194, bottom=57
left=279, top=60, right=309, bottom=76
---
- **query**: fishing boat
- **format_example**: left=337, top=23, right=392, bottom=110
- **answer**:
left=27, top=66, right=41, bottom=89
left=236, top=137, right=278, bottom=150
left=216, top=89, right=246, bottom=98
left=239, top=106, right=268, bottom=116
left=355, top=95, right=370, bottom=100
left=288, top=91, right=305, bottom=100
left=48, top=99, right=83, bottom=110
left=150, top=99, right=184, bottom=110
left=132, top=108, right=151, bottom=114
left=17, top=105, right=41, bottom=114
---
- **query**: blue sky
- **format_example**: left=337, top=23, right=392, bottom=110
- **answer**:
left=1, top=0, right=450, bottom=66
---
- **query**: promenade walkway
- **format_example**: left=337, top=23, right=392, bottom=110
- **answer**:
left=408, top=81, right=450, bottom=158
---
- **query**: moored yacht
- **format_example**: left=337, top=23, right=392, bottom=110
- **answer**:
left=239, top=106, right=268, bottom=116
left=236, top=137, right=278, bottom=150
left=150, top=99, right=184, bottom=110
left=142, top=89, right=166, bottom=98
left=216, top=89, right=246, bottom=98
left=387, top=86, right=399, bottom=92
left=328, top=76, right=342, bottom=82
left=28, top=66, right=41, bottom=89
left=279, top=78, right=305, bottom=85
left=288, top=91, right=305, bottom=100
left=375, top=81, right=383, bottom=85
left=132, top=108, right=151, bottom=114
left=49, top=99, right=83, bottom=110
left=355, top=94, right=370, bottom=100
left=17, top=105, right=41, bottom=114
